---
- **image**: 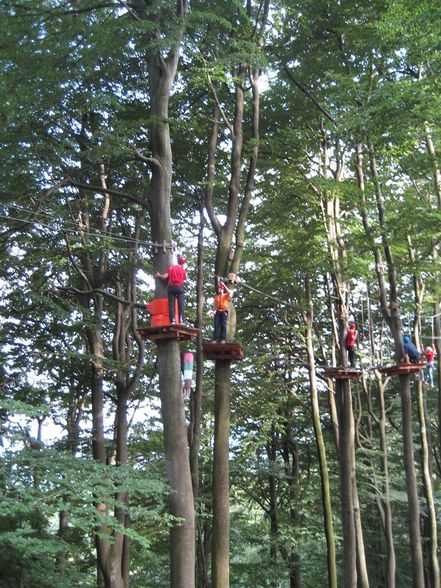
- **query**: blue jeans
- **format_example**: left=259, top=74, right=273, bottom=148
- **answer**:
left=214, top=311, right=228, bottom=342
left=426, top=361, right=434, bottom=385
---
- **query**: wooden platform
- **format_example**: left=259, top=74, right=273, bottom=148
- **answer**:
left=376, top=362, right=426, bottom=376
left=202, top=342, right=244, bottom=361
left=137, top=323, right=199, bottom=342
left=323, top=366, right=363, bottom=380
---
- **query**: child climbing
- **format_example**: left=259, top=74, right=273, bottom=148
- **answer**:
left=212, top=281, right=233, bottom=344
left=155, top=255, right=187, bottom=324
left=345, top=322, right=358, bottom=367
left=424, top=345, right=436, bottom=386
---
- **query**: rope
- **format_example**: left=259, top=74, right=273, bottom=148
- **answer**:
left=1, top=208, right=175, bottom=251
left=216, top=274, right=297, bottom=307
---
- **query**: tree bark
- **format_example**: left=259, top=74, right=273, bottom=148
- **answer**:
left=140, top=2, right=195, bottom=585
left=304, top=279, right=337, bottom=588
left=357, top=141, right=425, bottom=587
left=212, top=360, right=231, bottom=588
left=416, top=380, right=440, bottom=587
left=336, top=379, right=357, bottom=587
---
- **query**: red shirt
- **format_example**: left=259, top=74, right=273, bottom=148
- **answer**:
left=426, top=349, right=436, bottom=362
left=168, top=265, right=186, bottom=286
left=345, top=328, right=358, bottom=347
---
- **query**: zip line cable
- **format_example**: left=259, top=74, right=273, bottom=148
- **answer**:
left=1, top=212, right=158, bottom=249
left=4, top=206, right=441, bottom=321
left=2, top=204, right=185, bottom=253
left=1, top=213, right=151, bottom=248
left=3, top=204, right=153, bottom=245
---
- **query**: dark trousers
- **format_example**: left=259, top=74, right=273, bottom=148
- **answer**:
left=347, top=345, right=356, bottom=367
left=214, top=311, right=228, bottom=342
left=167, top=285, right=185, bottom=323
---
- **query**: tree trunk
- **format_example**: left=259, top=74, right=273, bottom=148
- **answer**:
left=336, top=379, right=357, bottom=586
left=376, top=377, right=396, bottom=588
left=157, top=340, right=195, bottom=587
left=318, top=132, right=365, bottom=585
left=189, top=204, right=205, bottom=499
left=190, top=206, right=208, bottom=586
left=304, top=279, right=337, bottom=588
left=267, top=434, right=279, bottom=586
left=399, top=375, right=425, bottom=588
left=212, top=360, right=231, bottom=588
left=358, top=141, right=425, bottom=587
left=416, top=380, right=440, bottom=587
left=142, top=4, right=194, bottom=584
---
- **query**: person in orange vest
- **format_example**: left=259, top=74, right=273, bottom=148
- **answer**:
left=212, top=281, right=233, bottom=343
left=156, top=256, right=187, bottom=324
left=345, top=322, right=358, bottom=367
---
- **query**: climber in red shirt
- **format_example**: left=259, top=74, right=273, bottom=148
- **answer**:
left=156, top=256, right=187, bottom=324
left=345, top=322, right=358, bottom=367
left=425, top=345, right=437, bottom=386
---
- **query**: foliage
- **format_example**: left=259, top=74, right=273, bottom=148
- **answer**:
left=1, top=0, right=441, bottom=585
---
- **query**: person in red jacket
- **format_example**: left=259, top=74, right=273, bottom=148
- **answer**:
left=424, top=345, right=437, bottom=386
left=212, top=281, right=233, bottom=343
left=156, top=256, right=187, bottom=324
left=345, top=322, right=358, bottom=367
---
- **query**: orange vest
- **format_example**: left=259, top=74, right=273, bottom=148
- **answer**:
left=214, top=292, right=231, bottom=312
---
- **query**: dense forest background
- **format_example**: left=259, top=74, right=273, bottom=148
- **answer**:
left=1, top=1, right=441, bottom=587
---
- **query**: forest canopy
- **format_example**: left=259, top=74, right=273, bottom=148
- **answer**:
left=1, top=1, right=441, bottom=587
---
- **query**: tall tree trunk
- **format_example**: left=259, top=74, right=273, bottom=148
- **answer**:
left=141, top=2, right=195, bottom=584
left=304, top=278, right=337, bottom=588
left=370, top=146, right=424, bottom=588
left=190, top=205, right=208, bottom=587
left=399, top=376, right=425, bottom=588
left=416, top=380, right=440, bottom=587
left=212, top=360, right=231, bottom=588
left=357, top=141, right=425, bottom=587
left=266, top=433, right=279, bottom=586
left=157, top=340, right=195, bottom=586
left=280, top=423, right=301, bottom=588
left=374, top=375, right=396, bottom=588
left=86, top=321, right=113, bottom=587
left=205, top=7, right=269, bottom=585
left=408, top=237, right=440, bottom=586
left=423, top=125, right=441, bottom=491
left=336, top=379, right=357, bottom=586
left=317, top=130, right=367, bottom=586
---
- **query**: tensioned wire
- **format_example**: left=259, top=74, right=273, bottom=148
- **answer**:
left=1, top=205, right=155, bottom=248
left=4, top=206, right=441, bottom=323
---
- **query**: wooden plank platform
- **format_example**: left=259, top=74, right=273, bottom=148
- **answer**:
left=202, top=342, right=244, bottom=361
left=323, top=366, right=363, bottom=380
left=137, top=323, right=199, bottom=342
left=376, top=362, right=426, bottom=376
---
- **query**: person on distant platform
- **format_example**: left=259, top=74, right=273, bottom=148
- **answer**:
left=402, top=335, right=422, bottom=364
left=212, top=281, right=233, bottom=344
left=345, top=322, right=358, bottom=367
left=424, top=345, right=436, bottom=386
left=156, top=255, right=187, bottom=324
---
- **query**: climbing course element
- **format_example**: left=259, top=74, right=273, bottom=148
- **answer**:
left=323, top=366, right=363, bottom=380
left=202, top=342, right=244, bottom=362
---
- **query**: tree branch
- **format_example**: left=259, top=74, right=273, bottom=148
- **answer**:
left=283, top=64, right=336, bottom=124
left=67, top=178, right=148, bottom=208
